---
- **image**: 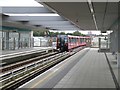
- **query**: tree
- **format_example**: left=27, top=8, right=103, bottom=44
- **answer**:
left=33, top=30, right=45, bottom=36
left=73, top=31, right=82, bottom=36
left=33, top=30, right=86, bottom=37
left=60, top=32, right=65, bottom=35
left=66, top=33, right=72, bottom=35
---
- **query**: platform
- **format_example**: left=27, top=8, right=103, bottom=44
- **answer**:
left=54, top=48, right=116, bottom=88
left=18, top=48, right=117, bottom=89
left=0, top=47, right=54, bottom=66
left=1, top=47, right=54, bottom=55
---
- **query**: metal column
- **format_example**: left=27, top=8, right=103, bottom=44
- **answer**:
left=117, top=30, right=120, bottom=68
left=0, top=31, right=2, bottom=50
left=110, top=31, right=117, bottom=54
left=99, top=37, right=101, bottom=50
left=117, top=2, right=120, bottom=68
left=6, top=32, right=9, bottom=50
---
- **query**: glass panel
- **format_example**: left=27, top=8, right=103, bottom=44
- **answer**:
left=0, top=31, right=2, bottom=50
left=91, top=37, right=99, bottom=48
left=100, top=37, right=109, bottom=49
left=20, top=33, right=30, bottom=48
left=9, top=32, right=19, bottom=50
left=2, top=31, right=6, bottom=50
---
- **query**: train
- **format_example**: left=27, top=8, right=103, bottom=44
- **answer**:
left=57, top=35, right=91, bottom=52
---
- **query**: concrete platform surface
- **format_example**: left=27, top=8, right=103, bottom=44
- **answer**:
left=18, top=48, right=116, bottom=89
left=54, top=48, right=115, bottom=88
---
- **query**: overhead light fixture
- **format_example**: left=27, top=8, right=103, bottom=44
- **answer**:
left=90, top=7, right=94, bottom=13
left=88, top=0, right=94, bottom=13
left=88, top=0, right=98, bottom=30
left=88, top=0, right=92, bottom=5
left=3, top=13, right=60, bottom=16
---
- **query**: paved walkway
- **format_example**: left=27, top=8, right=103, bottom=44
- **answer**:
left=54, top=48, right=115, bottom=88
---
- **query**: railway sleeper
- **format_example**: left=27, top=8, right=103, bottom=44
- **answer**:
left=1, top=52, right=58, bottom=73
left=1, top=48, right=83, bottom=90
left=1, top=52, right=72, bottom=90
left=1, top=52, right=71, bottom=82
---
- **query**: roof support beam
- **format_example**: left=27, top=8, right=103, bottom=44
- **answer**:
left=4, top=16, right=65, bottom=21
left=45, top=25, right=76, bottom=28
left=49, top=27, right=79, bottom=30
left=2, top=7, right=54, bottom=14
left=28, top=21, right=71, bottom=25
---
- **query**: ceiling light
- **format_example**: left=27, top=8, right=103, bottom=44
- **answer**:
left=88, top=0, right=98, bottom=30
left=90, top=8, right=94, bottom=13
left=3, top=13, right=60, bottom=16
left=88, top=0, right=92, bottom=5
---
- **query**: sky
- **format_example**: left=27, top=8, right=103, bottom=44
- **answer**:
left=49, top=30, right=101, bottom=35
left=0, top=0, right=104, bottom=35
left=0, top=0, right=43, bottom=7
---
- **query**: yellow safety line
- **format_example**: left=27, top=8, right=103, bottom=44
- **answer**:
left=29, top=58, right=67, bottom=89
left=30, top=71, right=55, bottom=89
left=29, top=50, right=83, bottom=89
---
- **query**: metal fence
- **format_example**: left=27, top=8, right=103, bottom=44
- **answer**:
left=1, top=37, right=33, bottom=50
left=33, top=37, right=53, bottom=47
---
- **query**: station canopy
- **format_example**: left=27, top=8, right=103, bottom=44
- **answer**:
left=1, top=6, right=80, bottom=31
left=1, top=0, right=119, bottom=32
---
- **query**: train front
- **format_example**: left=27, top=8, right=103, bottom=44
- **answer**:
left=56, top=35, right=68, bottom=52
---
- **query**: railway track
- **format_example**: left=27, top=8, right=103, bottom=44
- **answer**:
left=0, top=51, right=58, bottom=73
left=0, top=47, right=84, bottom=90
left=1, top=49, right=54, bottom=67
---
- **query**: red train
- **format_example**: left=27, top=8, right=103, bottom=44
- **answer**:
left=57, top=35, right=91, bottom=52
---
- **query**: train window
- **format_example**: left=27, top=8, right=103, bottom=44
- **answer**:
left=74, top=38, right=76, bottom=43
left=73, top=38, right=75, bottom=43
left=75, top=38, right=77, bottom=43
left=84, top=38, right=86, bottom=42
left=73, top=38, right=74, bottom=43
left=83, top=38, right=85, bottom=42
left=69, top=38, right=72, bottom=43
left=68, top=38, right=70, bottom=43
left=70, top=38, right=72, bottom=43
left=64, top=37, right=68, bottom=43
left=83, top=39, right=85, bottom=42
left=80, top=38, right=82, bottom=43
left=74, top=38, right=75, bottom=43
left=72, top=38, right=73, bottom=43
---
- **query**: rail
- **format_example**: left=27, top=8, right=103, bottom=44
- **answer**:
left=0, top=46, right=84, bottom=89
left=1, top=48, right=54, bottom=67
left=0, top=52, right=72, bottom=89
left=0, top=52, right=57, bottom=72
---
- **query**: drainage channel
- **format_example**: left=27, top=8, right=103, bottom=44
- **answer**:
left=104, top=53, right=120, bottom=90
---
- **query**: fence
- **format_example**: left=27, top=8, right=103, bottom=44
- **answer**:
left=33, top=37, right=53, bottom=47
left=1, top=37, right=32, bottom=50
